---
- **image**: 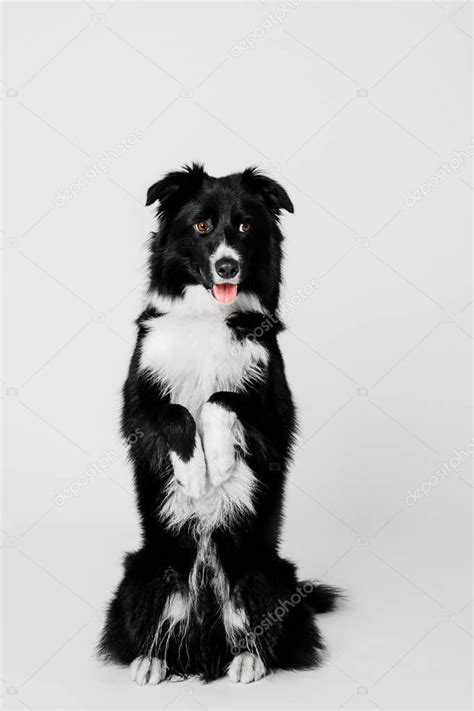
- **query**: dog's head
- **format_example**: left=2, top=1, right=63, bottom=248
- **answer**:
left=146, top=164, right=293, bottom=311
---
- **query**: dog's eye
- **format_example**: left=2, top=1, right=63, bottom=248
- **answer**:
left=195, top=220, right=210, bottom=234
left=239, top=222, right=252, bottom=234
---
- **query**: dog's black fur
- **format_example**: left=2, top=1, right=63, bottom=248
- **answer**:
left=99, top=164, right=339, bottom=683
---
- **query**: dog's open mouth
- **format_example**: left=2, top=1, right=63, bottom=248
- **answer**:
left=212, top=284, right=238, bottom=305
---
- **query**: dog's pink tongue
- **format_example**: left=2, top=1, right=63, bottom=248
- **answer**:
left=212, top=284, right=238, bottom=304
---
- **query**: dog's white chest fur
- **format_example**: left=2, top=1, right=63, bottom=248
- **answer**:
left=140, top=290, right=268, bottom=416
left=138, top=287, right=268, bottom=532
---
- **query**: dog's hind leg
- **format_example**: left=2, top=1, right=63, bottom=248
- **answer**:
left=98, top=549, right=191, bottom=681
left=223, top=558, right=337, bottom=676
left=129, top=592, right=190, bottom=685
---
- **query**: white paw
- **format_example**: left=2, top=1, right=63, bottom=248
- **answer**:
left=170, top=434, right=207, bottom=499
left=227, top=652, right=266, bottom=684
left=200, top=403, right=244, bottom=487
left=130, top=656, right=167, bottom=685
left=207, top=447, right=236, bottom=487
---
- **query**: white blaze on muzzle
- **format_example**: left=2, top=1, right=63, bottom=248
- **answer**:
left=210, top=243, right=241, bottom=304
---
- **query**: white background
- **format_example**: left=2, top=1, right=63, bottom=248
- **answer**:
left=2, top=1, right=472, bottom=709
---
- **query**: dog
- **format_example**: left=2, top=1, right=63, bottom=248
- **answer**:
left=98, top=164, right=339, bottom=684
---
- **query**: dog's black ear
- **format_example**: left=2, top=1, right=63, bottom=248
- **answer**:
left=241, top=167, right=294, bottom=216
left=146, top=163, right=206, bottom=213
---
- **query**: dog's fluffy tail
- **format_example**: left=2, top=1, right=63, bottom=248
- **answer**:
left=299, top=581, right=343, bottom=614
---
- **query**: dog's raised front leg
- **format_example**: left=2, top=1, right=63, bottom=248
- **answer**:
left=165, top=404, right=206, bottom=499
left=200, top=397, right=245, bottom=486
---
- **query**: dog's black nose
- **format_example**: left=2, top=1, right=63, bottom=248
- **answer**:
left=215, top=258, right=239, bottom=279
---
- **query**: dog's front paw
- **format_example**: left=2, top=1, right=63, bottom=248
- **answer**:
left=170, top=434, right=207, bottom=499
left=130, top=656, right=167, bottom=685
left=200, top=402, right=243, bottom=487
left=207, top=446, right=236, bottom=487
left=227, top=652, right=266, bottom=684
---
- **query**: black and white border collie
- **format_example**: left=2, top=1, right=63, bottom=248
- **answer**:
left=99, top=164, right=339, bottom=684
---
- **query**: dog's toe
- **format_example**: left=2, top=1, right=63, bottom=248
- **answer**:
left=131, top=656, right=150, bottom=685
left=130, top=656, right=143, bottom=682
left=228, top=652, right=266, bottom=683
left=130, top=656, right=167, bottom=685
left=148, top=657, right=167, bottom=684
left=228, top=653, right=243, bottom=683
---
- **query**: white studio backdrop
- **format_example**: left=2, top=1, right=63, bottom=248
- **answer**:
left=2, top=1, right=473, bottom=709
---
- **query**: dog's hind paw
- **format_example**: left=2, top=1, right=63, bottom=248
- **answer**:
left=130, top=656, right=167, bottom=685
left=170, top=434, right=207, bottom=499
left=227, top=652, right=266, bottom=684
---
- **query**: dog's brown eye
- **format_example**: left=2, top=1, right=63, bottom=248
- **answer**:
left=195, top=220, right=210, bottom=234
left=239, top=222, right=252, bottom=233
